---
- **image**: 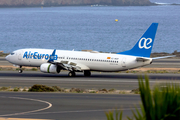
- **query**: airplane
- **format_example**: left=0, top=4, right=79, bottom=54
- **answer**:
left=5, top=23, right=175, bottom=77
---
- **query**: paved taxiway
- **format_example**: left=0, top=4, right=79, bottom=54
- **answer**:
left=0, top=92, right=140, bottom=120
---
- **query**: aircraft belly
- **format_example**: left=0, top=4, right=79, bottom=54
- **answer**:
left=87, top=63, right=121, bottom=72
left=21, top=59, right=44, bottom=67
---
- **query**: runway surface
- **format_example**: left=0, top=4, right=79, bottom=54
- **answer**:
left=0, top=92, right=140, bottom=120
left=0, top=71, right=180, bottom=90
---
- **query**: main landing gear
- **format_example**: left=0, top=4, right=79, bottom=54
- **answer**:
left=68, top=70, right=91, bottom=77
left=84, top=70, right=91, bottom=77
left=18, top=66, right=23, bottom=73
left=68, top=71, right=76, bottom=77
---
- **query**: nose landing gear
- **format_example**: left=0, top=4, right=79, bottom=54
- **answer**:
left=18, top=66, right=23, bottom=73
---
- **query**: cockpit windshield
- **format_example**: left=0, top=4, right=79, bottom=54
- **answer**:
left=10, top=53, right=15, bottom=55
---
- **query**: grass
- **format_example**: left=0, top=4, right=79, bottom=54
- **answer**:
left=52, top=86, right=63, bottom=92
left=13, top=87, right=20, bottom=92
left=109, top=88, right=116, bottom=92
left=31, top=68, right=38, bottom=71
left=131, top=88, right=140, bottom=94
left=99, top=88, right=108, bottom=93
left=106, top=75, right=180, bottom=120
left=119, top=91, right=126, bottom=94
left=89, top=91, right=96, bottom=93
left=28, top=84, right=55, bottom=92
left=16, top=68, right=25, bottom=71
left=145, top=70, right=169, bottom=74
left=70, top=88, right=84, bottom=93
left=106, top=110, right=123, bottom=120
left=0, top=85, right=122, bottom=94
left=0, top=86, right=10, bottom=91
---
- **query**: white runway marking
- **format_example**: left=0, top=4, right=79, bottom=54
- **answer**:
left=0, top=96, right=52, bottom=117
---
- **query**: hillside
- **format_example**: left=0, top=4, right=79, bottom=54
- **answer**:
left=0, top=0, right=153, bottom=7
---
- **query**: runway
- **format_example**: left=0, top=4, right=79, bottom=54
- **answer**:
left=1, top=57, right=180, bottom=90
left=0, top=71, right=180, bottom=90
left=0, top=92, right=140, bottom=120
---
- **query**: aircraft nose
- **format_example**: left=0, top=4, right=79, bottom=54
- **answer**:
left=5, top=55, right=10, bottom=61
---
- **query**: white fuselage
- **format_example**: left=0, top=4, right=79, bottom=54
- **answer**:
left=6, top=48, right=152, bottom=72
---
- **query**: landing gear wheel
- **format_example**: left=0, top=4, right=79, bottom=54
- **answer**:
left=18, top=66, right=23, bottom=73
left=18, top=69, right=23, bottom=73
left=84, top=70, right=91, bottom=76
left=68, top=71, right=76, bottom=77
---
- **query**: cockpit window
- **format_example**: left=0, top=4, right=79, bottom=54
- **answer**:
left=11, top=53, right=15, bottom=55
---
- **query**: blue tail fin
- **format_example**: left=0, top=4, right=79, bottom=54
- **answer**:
left=117, top=23, right=158, bottom=57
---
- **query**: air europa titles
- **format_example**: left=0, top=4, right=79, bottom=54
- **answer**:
left=23, top=51, right=58, bottom=60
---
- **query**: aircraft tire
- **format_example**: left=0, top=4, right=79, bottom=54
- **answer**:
left=84, top=70, right=91, bottom=76
left=18, top=69, right=23, bottom=73
left=68, top=71, right=76, bottom=77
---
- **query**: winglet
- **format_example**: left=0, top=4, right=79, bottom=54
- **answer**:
left=117, top=23, right=158, bottom=58
left=48, top=49, right=57, bottom=63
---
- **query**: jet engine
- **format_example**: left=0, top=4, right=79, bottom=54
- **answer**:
left=40, top=63, right=61, bottom=73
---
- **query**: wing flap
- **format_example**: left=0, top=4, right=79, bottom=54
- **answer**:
left=51, top=61, right=90, bottom=71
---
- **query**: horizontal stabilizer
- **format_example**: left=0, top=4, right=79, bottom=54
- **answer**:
left=152, top=55, right=176, bottom=60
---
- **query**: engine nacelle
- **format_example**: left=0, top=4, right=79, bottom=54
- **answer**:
left=40, top=63, right=61, bottom=73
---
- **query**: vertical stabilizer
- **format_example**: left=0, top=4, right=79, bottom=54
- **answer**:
left=117, top=23, right=158, bottom=57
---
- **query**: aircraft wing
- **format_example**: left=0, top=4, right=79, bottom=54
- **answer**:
left=47, top=49, right=90, bottom=71
left=50, top=61, right=90, bottom=72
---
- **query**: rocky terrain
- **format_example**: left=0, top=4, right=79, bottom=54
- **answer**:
left=0, top=0, right=153, bottom=7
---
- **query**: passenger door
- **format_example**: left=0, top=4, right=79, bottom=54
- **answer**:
left=121, top=58, right=126, bottom=67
